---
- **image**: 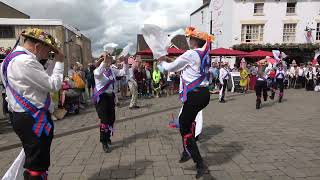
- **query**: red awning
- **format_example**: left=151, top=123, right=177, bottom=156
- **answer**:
left=136, top=48, right=186, bottom=56
left=209, top=48, right=248, bottom=56
left=244, top=50, right=274, bottom=58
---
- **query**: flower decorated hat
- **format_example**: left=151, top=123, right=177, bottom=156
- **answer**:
left=185, top=27, right=215, bottom=42
left=21, top=28, right=61, bottom=53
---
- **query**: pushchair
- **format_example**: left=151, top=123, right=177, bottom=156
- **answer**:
left=60, top=79, right=81, bottom=115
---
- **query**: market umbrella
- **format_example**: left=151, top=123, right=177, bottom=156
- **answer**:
left=267, top=58, right=277, bottom=64
left=244, top=50, right=274, bottom=58
left=210, top=48, right=248, bottom=56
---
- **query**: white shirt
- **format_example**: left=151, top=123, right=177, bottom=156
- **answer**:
left=305, top=70, right=314, bottom=80
left=127, top=67, right=135, bottom=82
left=219, top=68, right=229, bottom=84
left=159, top=48, right=210, bottom=91
left=145, top=69, right=151, bottom=80
left=298, top=68, right=304, bottom=76
left=276, top=69, right=286, bottom=79
left=0, top=46, right=64, bottom=113
left=167, top=72, right=175, bottom=81
left=289, top=67, right=297, bottom=77
left=94, top=62, right=127, bottom=94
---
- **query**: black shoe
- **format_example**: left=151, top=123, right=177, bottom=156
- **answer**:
left=179, top=151, right=191, bottom=163
left=129, top=106, right=140, bottom=109
left=219, top=99, right=225, bottom=103
left=196, top=162, right=207, bottom=179
left=102, top=143, right=111, bottom=153
left=256, top=100, right=261, bottom=109
left=107, top=139, right=112, bottom=146
left=279, top=96, right=282, bottom=103
left=270, top=94, right=275, bottom=100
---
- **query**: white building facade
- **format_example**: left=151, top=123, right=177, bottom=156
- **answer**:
left=190, top=0, right=320, bottom=49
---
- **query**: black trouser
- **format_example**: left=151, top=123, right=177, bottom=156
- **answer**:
left=306, top=79, right=315, bottom=91
left=95, top=93, right=115, bottom=144
left=179, top=87, right=210, bottom=164
left=11, top=112, right=54, bottom=172
left=255, top=79, right=268, bottom=100
left=274, top=78, right=284, bottom=97
left=290, top=77, right=296, bottom=88
left=2, top=93, right=9, bottom=115
left=219, top=79, right=227, bottom=101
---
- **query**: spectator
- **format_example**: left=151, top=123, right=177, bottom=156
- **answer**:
left=153, top=65, right=161, bottom=98
left=144, top=63, right=152, bottom=97
left=166, top=71, right=175, bottom=95
left=134, top=65, right=144, bottom=97
left=119, top=62, right=128, bottom=99
left=127, top=62, right=139, bottom=109
left=239, top=67, right=249, bottom=93
left=85, top=63, right=95, bottom=97
left=248, top=64, right=258, bottom=90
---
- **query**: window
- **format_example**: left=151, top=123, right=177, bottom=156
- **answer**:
left=241, top=24, right=264, bottom=43
left=317, top=23, right=320, bottom=41
left=201, top=11, right=204, bottom=24
left=0, top=26, right=15, bottom=38
left=286, top=2, right=296, bottom=14
left=254, top=3, right=264, bottom=15
left=283, top=24, right=296, bottom=43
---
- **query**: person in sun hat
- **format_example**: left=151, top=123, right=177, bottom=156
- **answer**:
left=157, top=26, right=214, bottom=179
left=0, top=27, right=64, bottom=180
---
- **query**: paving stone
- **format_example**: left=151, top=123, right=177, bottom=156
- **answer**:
left=1, top=91, right=320, bottom=179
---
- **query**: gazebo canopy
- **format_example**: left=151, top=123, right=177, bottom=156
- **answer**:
left=210, top=48, right=248, bottom=56
left=244, top=50, right=274, bottom=58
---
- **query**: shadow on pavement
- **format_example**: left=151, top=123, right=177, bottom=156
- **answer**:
left=88, top=160, right=153, bottom=180
left=0, top=119, right=12, bottom=134
left=111, top=130, right=158, bottom=151
left=186, top=141, right=243, bottom=180
left=262, top=98, right=287, bottom=108
left=198, top=125, right=224, bottom=144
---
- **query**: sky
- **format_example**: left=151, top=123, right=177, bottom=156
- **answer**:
left=2, top=0, right=202, bottom=56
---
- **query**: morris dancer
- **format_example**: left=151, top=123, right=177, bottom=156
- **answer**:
left=1, top=28, right=64, bottom=180
left=255, top=70, right=268, bottom=109
left=274, top=62, right=286, bottom=103
left=93, top=53, right=128, bottom=153
left=219, top=62, right=230, bottom=103
left=158, top=27, right=213, bottom=179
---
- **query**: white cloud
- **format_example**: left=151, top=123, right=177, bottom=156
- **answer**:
left=2, top=0, right=202, bottom=56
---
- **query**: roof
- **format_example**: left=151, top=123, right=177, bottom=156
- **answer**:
left=190, top=1, right=210, bottom=16
left=0, top=18, right=82, bottom=36
left=0, top=2, right=30, bottom=19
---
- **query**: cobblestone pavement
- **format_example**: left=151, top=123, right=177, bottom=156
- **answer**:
left=0, top=89, right=320, bottom=180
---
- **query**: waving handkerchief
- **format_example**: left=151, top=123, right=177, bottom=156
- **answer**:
left=104, top=43, right=118, bottom=54
left=119, top=42, right=133, bottom=57
left=141, top=24, right=184, bottom=59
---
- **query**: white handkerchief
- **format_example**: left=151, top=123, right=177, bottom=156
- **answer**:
left=104, top=43, right=118, bottom=54
left=141, top=24, right=184, bottom=59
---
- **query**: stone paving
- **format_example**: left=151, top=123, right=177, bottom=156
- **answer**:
left=0, top=89, right=320, bottom=180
